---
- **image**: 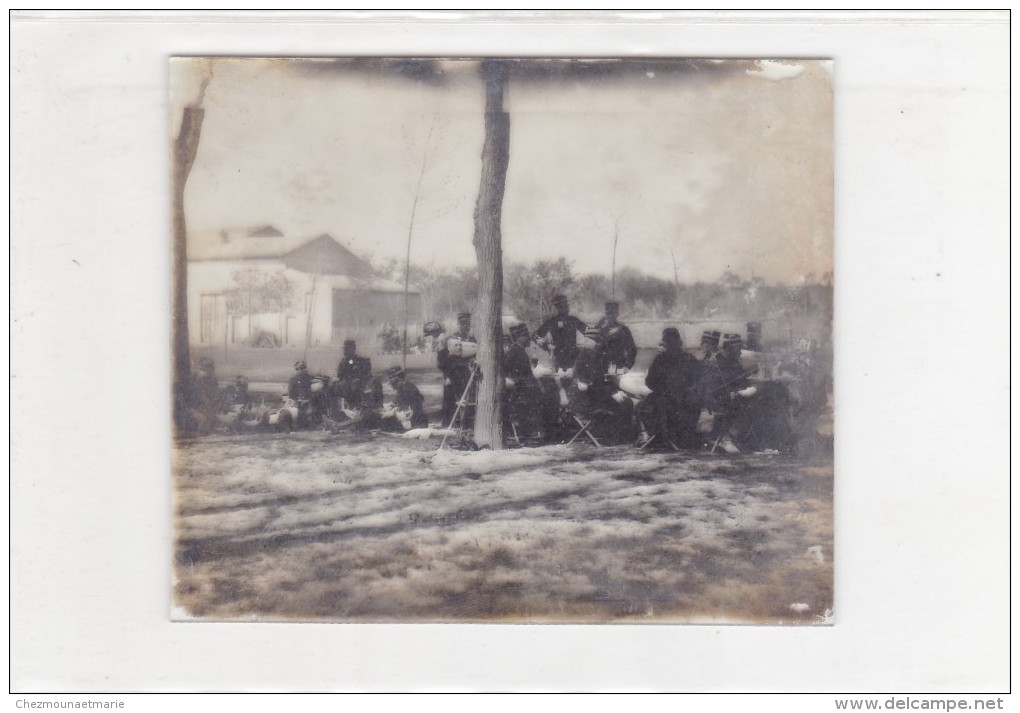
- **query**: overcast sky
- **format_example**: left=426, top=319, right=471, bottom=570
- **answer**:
left=172, top=58, right=832, bottom=285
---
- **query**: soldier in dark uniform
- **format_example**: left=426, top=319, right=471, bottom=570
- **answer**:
left=503, top=323, right=544, bottom=445
left=570, top=326, right=635, bottom=444
left=221, top=375, right=251, bottom=413
left=712, top=333, right=794, bottom=453
left=698, top=330, right=721, bottom=363
left=535, top=294, right=587, bottom=371
left=639, top=328, right=703, bottom=448
left=333, top=339, right=372, bottom=409
left=288, top=360, right=313, bottom=400
left=381, top=366, right=428, bottom=431
left=714, top=334, right=753, bottom=394
left=287, top=359, right=324, bottom=428
left=437, top=312, right=477, bottom=426
left=704, top=333, right=756, bottom=453
left=595, top=301, right=638, bottom=373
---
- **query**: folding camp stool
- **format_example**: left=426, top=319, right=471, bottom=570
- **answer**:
left=566, top=414, right=602, bottom=447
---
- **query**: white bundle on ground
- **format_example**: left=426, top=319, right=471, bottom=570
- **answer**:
left=398, top=427, right=458, bottom=440
left=401, top=428, right=434, bottom=440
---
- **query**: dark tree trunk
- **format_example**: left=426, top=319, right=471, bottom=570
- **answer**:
left=471, top=61, right=510, bottom=449
left=172, top=105, right=205, bottom=437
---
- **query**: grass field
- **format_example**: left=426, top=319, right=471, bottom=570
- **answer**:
left=173, top=374, right=833, bottom=624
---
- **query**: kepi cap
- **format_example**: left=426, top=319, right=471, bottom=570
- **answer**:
left=721, top=333, right=743, bottom=349
left=701, top=330, right=721, bottom=347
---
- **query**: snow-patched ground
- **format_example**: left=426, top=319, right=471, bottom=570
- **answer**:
left=173, top=430, right=832, bottom=624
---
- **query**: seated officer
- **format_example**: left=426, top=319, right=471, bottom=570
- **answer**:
left=711, top=334, right=795, bottom=453
left=503, top=323, right=544, bottom=445
left=334, top=339, right=372, bottom=408
left=288, top=360, right=313, bottom=400
left=570, top=326, right=634, bottom=444
left=287, top=360, right=324, bottom=428
left=381, top=366, right=429, bottom=431
left=639, top=328, right=702, bottom=448
left=698, top=330, right=722, bottom=363
left=221, top=375, right=251, bottom=413
left=704, top=334, right=757, bottom=453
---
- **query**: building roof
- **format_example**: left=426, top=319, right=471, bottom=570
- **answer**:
left=283, top=234, right=373, bottom=277
left=189, top=227, right=371, bottom=276
left=188, top=226, right=419, bottom=293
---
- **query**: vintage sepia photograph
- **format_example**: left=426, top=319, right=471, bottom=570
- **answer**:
left=170, top=57, right=834, bottom=623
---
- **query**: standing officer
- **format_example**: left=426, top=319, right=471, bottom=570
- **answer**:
left=503, top=323, right=544, bottom=445
left=535, top=294, right=587, bottom=371
left=596, top=300, right=637, bottom=373
left=437, top=312, right=477, bottom=426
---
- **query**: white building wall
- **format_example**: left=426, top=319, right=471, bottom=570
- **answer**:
left=187, top=260, right=317, bottom=346
left=186, top=259, right=420, bottom=348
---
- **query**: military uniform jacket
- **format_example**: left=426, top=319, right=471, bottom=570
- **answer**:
left=573, top=347, right=612, bottom=392
left=535, top=314, right=587, bottom=368
left=393, top=381, right=428, bottom=428
left=503, top=343, right=538, bottom=386
left=336, top=355, right=372, bottom=383
left=288, top=371, right=313, bottom=400
left=596, top=319, right=638, bottom=370
left=646, top=349, right=700, bottom=403
left=712, top=351, right=750, bottom=391
left=700, top=351, right=750, bottom=412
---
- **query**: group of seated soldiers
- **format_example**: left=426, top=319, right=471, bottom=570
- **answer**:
left=283, top=340, right=429, bottom=433
left=434, top=296, right=787, bottom=453
left=185, top=295, right=791, bottom=453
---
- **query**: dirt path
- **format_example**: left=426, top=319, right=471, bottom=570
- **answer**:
left=172, top=432, right=833, bottom=623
